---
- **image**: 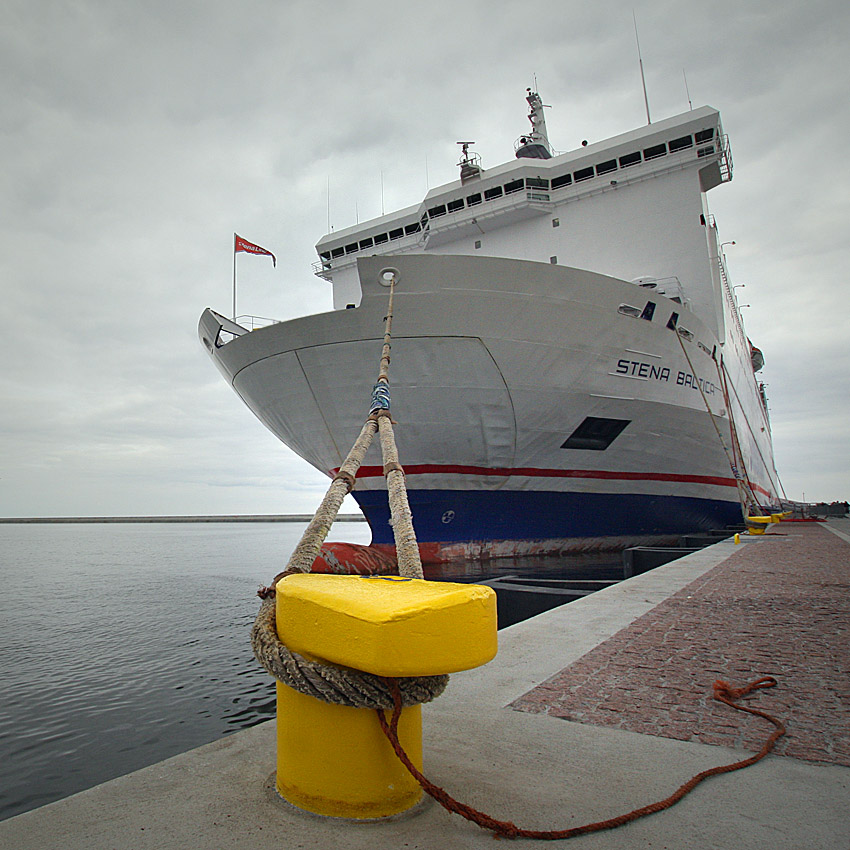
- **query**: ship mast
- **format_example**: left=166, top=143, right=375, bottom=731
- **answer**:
left=515, top=88, right=553, bottom=160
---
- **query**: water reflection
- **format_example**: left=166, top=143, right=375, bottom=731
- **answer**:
left=425, top=550, right=622, bottom=583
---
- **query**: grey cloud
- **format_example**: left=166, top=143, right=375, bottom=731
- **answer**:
left=2, top=0, right=848, bottom=517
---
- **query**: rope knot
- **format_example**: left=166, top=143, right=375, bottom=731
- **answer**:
left=713, top=676, right=777, bottom=703
left=332, top=469, right=357, bottom=493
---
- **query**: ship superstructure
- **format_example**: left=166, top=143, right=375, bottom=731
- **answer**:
left=315, top=100, right=731, bottom=335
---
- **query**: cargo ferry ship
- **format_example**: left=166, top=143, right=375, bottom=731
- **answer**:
left=200, top=89, right=782, bottom=562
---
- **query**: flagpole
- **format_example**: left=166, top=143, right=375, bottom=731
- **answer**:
left=232, top=232, right=237, bottom=320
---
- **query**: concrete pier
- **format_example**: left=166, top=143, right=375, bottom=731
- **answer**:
left=2, top=519, right=848, bottom=848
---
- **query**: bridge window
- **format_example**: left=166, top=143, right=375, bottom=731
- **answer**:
left=551, top=173, right=572, bottom=189
left=619, top=151, right=641, bottom=168
left=695, top=128, right=715, bottom=144
left=447, top=198, right=465, bottom=213
left=504, top=179, right=524, bottom=194
left=644, top=143, right=667, bottom=160
left=484, top=186, right=503, bottom=201
left=669, top=135, right=693, bottom=152
left=596, top=159, right=617, bottom=175
left=467, top=192, right=482, bottom=206
left=574, top=166, right=594, bottom=182
left=358, top=238, right=373, bottom=250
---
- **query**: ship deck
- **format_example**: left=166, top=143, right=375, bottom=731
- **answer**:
left=3, top=520, right=848, bottom=849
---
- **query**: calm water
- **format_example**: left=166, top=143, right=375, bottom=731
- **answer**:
left=0, top=522, right=618, bottom=821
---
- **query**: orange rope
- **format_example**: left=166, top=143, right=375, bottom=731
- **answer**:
left=377, top=676, right=785, bottom=840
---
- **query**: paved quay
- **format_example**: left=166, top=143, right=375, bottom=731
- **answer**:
left=2, top=519, right=848, bottom=849
left=513, top=520, right=850, bottom=764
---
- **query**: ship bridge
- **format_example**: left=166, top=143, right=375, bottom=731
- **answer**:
left=314, top=105, right=732, bottom=333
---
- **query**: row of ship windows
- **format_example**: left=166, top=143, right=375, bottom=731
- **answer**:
left=322, top=222, right=422, bottom=260
left=320, top=128, right=715, bottom=262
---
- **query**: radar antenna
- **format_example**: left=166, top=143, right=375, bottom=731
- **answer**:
left=457, top=141, right=483, bottom=184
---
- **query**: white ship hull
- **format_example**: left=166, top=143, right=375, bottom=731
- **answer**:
left=200, top=254, right=778, bottom=561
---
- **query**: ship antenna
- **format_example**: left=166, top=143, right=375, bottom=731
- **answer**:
left=633, top=11, right=651, bottom=124
left=683, top=69, right=693, bottom=110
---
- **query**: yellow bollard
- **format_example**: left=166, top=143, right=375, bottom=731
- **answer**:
left=275, top=681, right=423, bottom=818
left=746, top=516, right=772, bottom=535
left=274, top=574, right=497, bottom=819
left=734, top=533, right=740, bottom=544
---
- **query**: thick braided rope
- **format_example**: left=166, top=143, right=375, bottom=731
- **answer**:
left=283, top=417, right=378, bottom=575
left=251, top=596, right=448, bottom=709
left=377, top=413, right=423, bottom=579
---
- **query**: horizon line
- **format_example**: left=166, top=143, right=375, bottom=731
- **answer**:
left=0, top=514, right=367, bottom=524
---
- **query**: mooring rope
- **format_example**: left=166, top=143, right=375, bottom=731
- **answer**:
left=673, top=329, right=756, bottom=518
left=378, top=413, right=423, bottom=578
left=716, top=356, right=789, bottom=506
left=376, top=675, right=785, bottom=840
left=251, top=268, right=432, bottom=705
left=273, top=269, right=422, bottom=580
left=712, top=355, right=766, bottom=514
left=282, top=417, right=379, bottom=575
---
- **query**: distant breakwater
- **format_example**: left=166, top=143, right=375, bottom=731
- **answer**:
left=0, top=515, right=367, bottom=524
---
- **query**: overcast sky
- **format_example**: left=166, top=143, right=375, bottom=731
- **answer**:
left=1, top=0, right=848, bottom=518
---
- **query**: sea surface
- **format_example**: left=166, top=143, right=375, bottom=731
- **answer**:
left=0, top=522, right=618, bottom=822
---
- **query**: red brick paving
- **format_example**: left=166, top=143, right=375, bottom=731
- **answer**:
left=512, top=524, right=850, bottom=766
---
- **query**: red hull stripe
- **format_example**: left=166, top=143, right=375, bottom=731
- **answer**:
left=333, top=464, right=773, bottom=500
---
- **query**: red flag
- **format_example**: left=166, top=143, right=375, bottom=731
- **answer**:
left=234, top=234, right=276, bottom=267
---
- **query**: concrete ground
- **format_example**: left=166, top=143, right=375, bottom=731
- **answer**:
left=2, top=519, right=848, bottom=849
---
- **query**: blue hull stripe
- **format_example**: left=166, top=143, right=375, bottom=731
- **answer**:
left=353, top=489, right=742, bottom=545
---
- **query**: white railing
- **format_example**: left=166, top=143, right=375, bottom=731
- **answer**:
left=233, top=314, right=280, bottom=331
left=706, top=215, right=746, bottom=347
left=719, top=134, right=733, bottom=182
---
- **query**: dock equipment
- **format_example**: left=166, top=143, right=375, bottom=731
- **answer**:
left=273, top=573, right=496, bottom=817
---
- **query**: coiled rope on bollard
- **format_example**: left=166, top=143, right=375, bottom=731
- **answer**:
left=251, top=595, right=448, bottom=709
